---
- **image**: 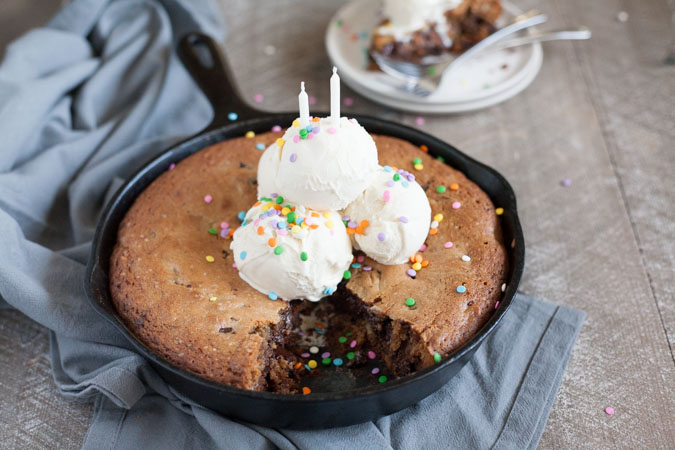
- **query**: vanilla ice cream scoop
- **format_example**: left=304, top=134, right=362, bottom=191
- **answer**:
left=343, top=165, right=431, bottom=265
left=257, top=117, right=378, bottom=211
left=231, top=196, right=352, bottom=301
left=380, top=0, right=463, bottom=37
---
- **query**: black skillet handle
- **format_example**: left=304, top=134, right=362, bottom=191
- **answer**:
left=178, top=32, right=259, bottom=130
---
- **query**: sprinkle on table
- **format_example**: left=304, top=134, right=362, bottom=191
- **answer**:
left=302, top=386, right=311, bottom=395
left=347, top=352, right=355, bottom=360
left=456, top=285, right=467, bottom=293
left=414, top=163, right=424, bottom=171
left=268, top=291, right=278, bottom=300
left=256, top=143, right=265, bottom=150
left=436, top=185, right=446, bottom=193
left=434, top=213, right=444, bottom=222
left=309, top=346, right=319, bottom=354
left=205, top=255, right=215, bottom=263
left=461, top=255, right=471, bottom=262
left=209, top=296, right=217, bottom=302
left=444, top=241, right=454, bottom=249
left=420, top=145, right=428, bottom=152
left=378, top=375, right=388, bottom=383
left=415, top=116, right=425, bottom=125
left=605, top=406, right=615, bottom=415
left=407, top=269, right=417, bottom=278
left=495, top=207, right=504, bottom=215
left=204, top=194, right=213, bottom=203
left=405, top=297, right=416, bottom=307
left=452, top=201, right=461, bottom=209
left=338, top=336, right=347, bottom=344
left=333, top=358, right=343, bottom=366
left=434, top=353, right=442, bottom=363
left=308, top=360, right=318, bottom=369
left=368, top=351, right=376, bottom=359
left=343, top=97, right=354, bottom=106
left=208, top=227, right=217, bottom=235
left=450, top=183, right=459, bottom=190
left=168, top=163, right=176, bottom=171
left=227, top=112, right=238, bottom=121
left=561, top=178, right=572, bottom=187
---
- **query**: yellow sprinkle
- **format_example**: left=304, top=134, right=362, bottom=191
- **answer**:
left=414, top=164, right=424, bottom=171
left=323, top=211, right=331, bottom=218
left=412, top=262, right=422, bottom=271
left=495, top=207, right=504, bottom=216
left=261, top=203, right=271, bottom=212
left=308, top=360, right=318, bottom=369
left=281, top=207, right=291, bottom=216
left=325, top=220, right=334, bottom=229
left=276, top=138, right=285, bottom=148
left=245, top=131, right=255, bottom=138
left=434, top=213, right=444, bottom=222
left=209, top=296, right=217, bottom=302
left=292, top=119, right=300, bottom=127
left=292, top=225, right=301, bottom=234
left=301, top=222, right=309, bottom=229
left=205, top=255, right=215, bottom=263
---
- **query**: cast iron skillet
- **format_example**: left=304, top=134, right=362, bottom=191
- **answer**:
left=85, top=33, right=525, bottom=430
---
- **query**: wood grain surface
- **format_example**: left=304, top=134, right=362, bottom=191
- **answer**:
left=1, top=0, right=673, bottom=448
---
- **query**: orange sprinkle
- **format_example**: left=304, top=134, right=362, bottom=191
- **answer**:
left=420, top=145, right=428, bottom=153
left=421, top=260, right=429, bottom=267
left=294, top=362, right=302, bottom=369
left=302, top=387, right=311, bottom=395
left=410, top=255, right=416, bottom=263
left=311, top=212, right=320, bottom=217
left=228, top=229, right=235, bottom=237
left=450, top=183, right=459, bottom=190
left=429, top=228, right=438, bottom=235
left=257, top=226, right=264, bottom=235
left=355, top=226, right=364, bottom=234
left=316, top=323, right=325, bottom=329
left=346, top=228, right=355, bottom=235
left=253, top=201, right=261, bottom=207
left=360, top=220, right=370, bottom=228
left=268, top=237, right=276, bottom=247
left=312, top=117, right=320, bottom=122
left=274, top=204, right=282, bottom=210
left=310, top=224, right=319, bottom=229
left=414, top=254, right=423, bottom=263
left=391, top=166, right=398, bottom=171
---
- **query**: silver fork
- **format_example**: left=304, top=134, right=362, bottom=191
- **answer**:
left=371, top=10, right=549, bottom=97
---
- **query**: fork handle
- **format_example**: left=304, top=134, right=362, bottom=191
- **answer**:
left=481, top=27, right=592, bottom=52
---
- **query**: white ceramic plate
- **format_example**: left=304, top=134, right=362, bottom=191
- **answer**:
left=325, top=0, right=543, bottom=113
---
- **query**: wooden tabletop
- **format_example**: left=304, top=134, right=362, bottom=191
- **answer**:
left=1, top=0, right=673, bottom=448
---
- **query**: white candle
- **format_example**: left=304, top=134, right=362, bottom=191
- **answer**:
left=330, top=66, right=340, bottom=123
left=299, top=81, right=309, bottom=127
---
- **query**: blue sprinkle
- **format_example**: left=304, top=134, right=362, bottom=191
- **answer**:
left=456, top=285, right=467, bottom=294
left=237, top=211, right=246, bottom=221
left=333, top=358, right=343, bottom=366
left=256, top=143, right=265, bottom=150
left=241, top=219, right=248, bottom=226
left=314, top=327, right=326, bottom=335
left=227, top=112, right=238, bottom=121
left=277, top=222, right=287, bottom=229
left=268, top=291, right=278, bottom=300
left=383, top=165, right=393, bottom=172
left=240, top=251, right=247, bottom=260
left=306, top=124, right=313, bottom=131
left=305, top=364, right=311, bottom=371
left=360, top=31, right=368, bottom=39
left=402, top=180, right=410, bottom=188
left=295, top=217, right=303, bottom=225
left=351, top=263, right=362, bottom=269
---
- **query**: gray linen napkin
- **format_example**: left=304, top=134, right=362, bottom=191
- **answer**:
left=0, top=1, right=585, bottom=449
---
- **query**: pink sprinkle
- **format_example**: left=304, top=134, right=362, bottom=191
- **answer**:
left=309, top=96, right=317, bottom=105
left=220, top=221, right=229, bottom=229
left=254, top=219, right=260, bottom=226
left=293, top=135, right=301, bottom=143
left=452, top=201, right=461, bottom=209
left=271, top=125, right=282, bottom=132
left=343, top=97, right=354, bottom=106
left=444, top=241, right=453, bottom=248
left=232, top=263, right=237, bottom=268
left=495, top=301, right=500, bottom=310
left=168, top=163, right=176, bottom=171
left=371, top=368, right=380, bottom=375
left=363, top=266, right=372, bottom=271
left=204, top=194, right=213, bottom=203
left=253, top=93, right=264, bottom=103
left=307, top=132, right=314, bottom=140
left=328, top=127, right=337, bottom=134
left=321, top=352, right=331, bottom=358
left=277, top=229, right=288, bottom=236
left=350, top=340, right=357, bottom=348
left=605, top=406, right=615, bottom=415
left=356, top=255, right=365, bottom=263
left=350, top=118, right=358, bottom=124
left=419, top=244, right=427, bottom=252
left=301, top=352, right=310, bottom=358
left=383, top=190, right=391, bottom=202
left=367, top=351, right=376, bottom=359
left=415, top=116, right=425, bottom=125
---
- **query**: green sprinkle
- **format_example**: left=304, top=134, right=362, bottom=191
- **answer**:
left=275, top=196, right=284, bottom=204
left=347, top=352, right=355, bottom=360
left=437, top=156, right=445, bottom=163
left=436, top=185, right=447, bottom=193
left=300, top=252, right=308, bottom=261
left=287, top=212, right=296, bottom=223
left=260, top=197, right=271, bottom=202
left=405, top=297, right=415, bottom=307
left=378, top=375, right=388, bottom=383
left=338, top=336, right=347, bottom=344
left=299, top=128, right=308, bottom=137
left=393, top=173, right=401, bottom=181
left=434, top=353, right=442, bottom=363
left=343, top=270, right=351, bottom=280
left=336, top=19, right=342, bottom=27
left=413, top=157, right=422, bottom=165
left=322, top=357, right=332, bottom=366
left=208, top=227, right=217, bottom=235
left=346, top=332, right=352, bottom=337
left=274, top=246, right=284, bottom=255
left=427, top=66, right=436, bottom=75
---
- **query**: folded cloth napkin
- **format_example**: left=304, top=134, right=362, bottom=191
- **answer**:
left=0, top=1, right=585, bottom=449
